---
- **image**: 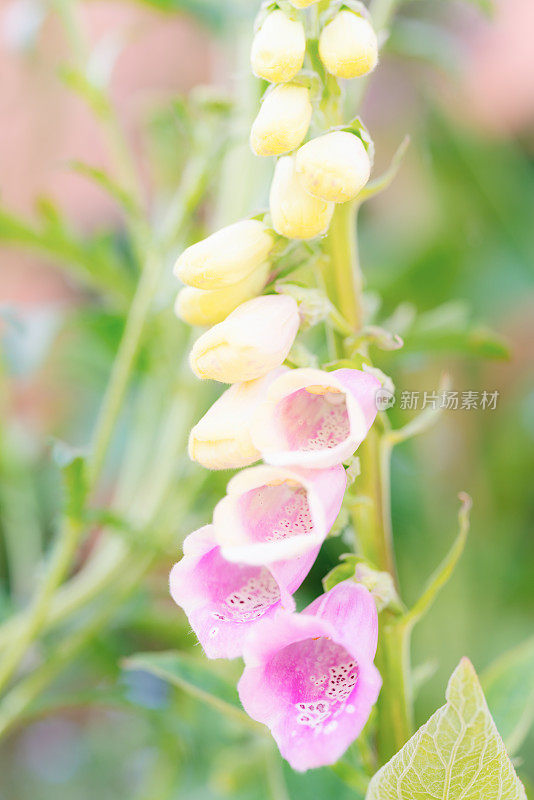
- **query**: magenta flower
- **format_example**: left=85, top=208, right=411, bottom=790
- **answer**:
left=251, top=367, right=381, bottom=468
left=238, top=581, right=381, bottom=771
left=213, top=464, right=347, bottom=565
left=169, top=526, right=318, bottom=659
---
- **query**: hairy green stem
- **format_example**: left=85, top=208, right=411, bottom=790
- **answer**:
left=325, top=203, right=412, bottom=763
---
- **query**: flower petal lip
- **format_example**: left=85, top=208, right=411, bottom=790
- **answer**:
left=214, top=463, right=346, bottom=565
left=251, top=10, right=306, bottom=84
left=238, top=582, right=381, bottom=771
left=251, top=367, right=380, bottom=468
left=188, top=367, right=288, bottom=470
left=169, top=525, right=317, bottom=660
left=270, top=155, right=335, bottom=240
left=189, top=296, right=300, bottom=384
left=250, top=84, right=312, bottom=158
left=173, top=219, right=273, bottom=290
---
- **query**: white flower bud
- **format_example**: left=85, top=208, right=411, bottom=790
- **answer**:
left=250, top=84, right=312, bottom=158
left=188, top=367, right=287, bottom=470
left=174, top=219, right=273, bottom=290
left=319, top=10, right=378, bottom=79
left=295, top=131, right=371, bottom=203
left=270, top=155, right=334, bottom=240
left=189, top=295, right=300, bottom=383
left=288, top=0, right=319, bottom=7
left=174, top=262, right=269, bottom=327
left=251, top=10, right=306, bottom=84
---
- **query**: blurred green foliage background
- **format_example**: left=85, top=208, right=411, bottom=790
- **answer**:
left=0, top=0, right=533, bottom=797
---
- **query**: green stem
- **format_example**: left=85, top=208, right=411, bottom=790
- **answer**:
left=0, top=556, right=149, bottom=740
left=349, top=431, right=396, bottom=579
left=87, top=248, right=161, bottom=486
left=324, top=204, right=412, bottom=763
left=0, top=516, right=82, bottom=694
left=324, top=202, right=363, bottom=332
left=374, top=617, right=413, bottom=761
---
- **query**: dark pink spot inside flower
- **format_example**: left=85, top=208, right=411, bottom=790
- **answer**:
left=277, top=389, right=350, bottom=452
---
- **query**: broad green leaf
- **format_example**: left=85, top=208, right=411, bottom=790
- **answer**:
left=366, top=658, right=526, bottom=800
left=482, top=635, right=534, bottom=756
left=123, top=650, right=258, bottom=729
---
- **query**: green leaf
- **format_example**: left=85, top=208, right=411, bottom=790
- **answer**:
left=366, top=658, right=526, bottom=800
left=59, top=66, right=110, bottom=117
left=401, top=302, right=510, bottom=360
left=482, top=635, right=534, bottom=756
left=403, top=493, right=471, bottom=629
left=0, top=205, right=133, bottom=305
left=123, top=651, right=259, bottom=729
left=68, top=161, right=142, bottom=219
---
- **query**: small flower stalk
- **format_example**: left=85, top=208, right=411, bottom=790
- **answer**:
left=170, top=0, right=386, bottom=772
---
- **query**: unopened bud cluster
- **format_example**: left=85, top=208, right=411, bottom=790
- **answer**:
left=169, top=0, right=385, bottom=773
left=250, top=2, right=377, bottom=239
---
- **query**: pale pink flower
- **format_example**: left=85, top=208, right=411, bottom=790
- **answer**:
left=169, top=526, right=317, bottom=659
left=213, top=463, right=347, bottom=565
left=238, top=581, right=381, bottom=771
left=189, top=295, right=300, bottom=384
left=251, top=367, right=381, bottom=468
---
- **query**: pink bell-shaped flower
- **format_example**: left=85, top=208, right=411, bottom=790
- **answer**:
left=213, top=464, right=347, bottom=565
left=251, top=367, right=381, bottom=468
left=169, top=526, right=318, bottom=659
left=238, top=581, right=381, bottom=771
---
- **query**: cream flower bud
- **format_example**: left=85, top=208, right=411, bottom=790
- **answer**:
left=319, top=10, right=378, bottom=79
left=174, top=262, right=269, bottom=327
left=188, top=367, right=288, bottom=470
left=270, top=155, right=334, bottom=240
left=189, top=295, right=300, bottom=384
left=250, top=84, right=312, bottom=158
left=251, top=10, right=306, bottom=84
left=295, top=131, right=371, bottom=203
left=288, top=0, right=319, bottom=7
left=174, top=219, right=273, bottom=290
